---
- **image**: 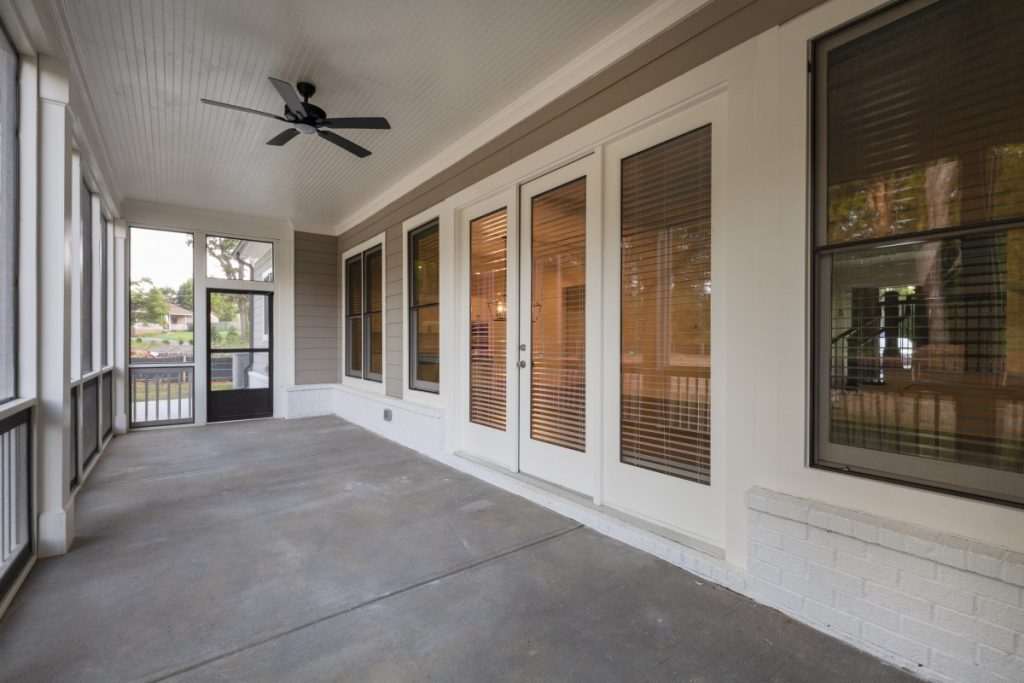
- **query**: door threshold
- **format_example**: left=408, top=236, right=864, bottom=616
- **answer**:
left=451, top=449, right=725, bottom=560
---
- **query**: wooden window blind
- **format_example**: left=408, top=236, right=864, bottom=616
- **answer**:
left=469, top=209, right=508, bottom=430
left=345, top=254, right=362, bottom=377
left=815, top=0, right=1024, bottom=504
left=825, top=0, right=1024, bottom=244
left=530, top=178, right=586, bottom=451
left=620, top=125, right=712, bottom=485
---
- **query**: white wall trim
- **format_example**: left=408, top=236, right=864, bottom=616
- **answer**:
left=332, top=0, right=713, bottom=235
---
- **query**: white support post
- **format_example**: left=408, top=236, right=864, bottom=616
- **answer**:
left=113, top=219, right=128, bottom=432
left=36, top=57, right=74, bottom=557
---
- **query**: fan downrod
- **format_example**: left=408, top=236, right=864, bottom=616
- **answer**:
left=296, top=81, right=316, bottom=101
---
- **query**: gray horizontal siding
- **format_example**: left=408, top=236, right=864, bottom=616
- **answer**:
left=294, top=232, right=339, bottom=385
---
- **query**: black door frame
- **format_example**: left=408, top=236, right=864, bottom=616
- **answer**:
left=206, top=288, right=274, bottom=422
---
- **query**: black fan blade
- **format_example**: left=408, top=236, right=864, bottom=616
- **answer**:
left=201, top=98, right=284, bottom=121
left=268, top=77, right=307, bottom=118
left=318, top=130, right=371, bottom=158
left=323, top=117, right=391, bottom=130
left=267, top=128, right=300, bottom=146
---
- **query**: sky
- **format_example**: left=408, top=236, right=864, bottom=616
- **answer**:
left=130, top=227, right=194, bottom=289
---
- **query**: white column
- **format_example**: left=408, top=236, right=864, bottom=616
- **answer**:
left=36, top=57, right=74, bottom=557
left=113, top=219, right=128, bottom=432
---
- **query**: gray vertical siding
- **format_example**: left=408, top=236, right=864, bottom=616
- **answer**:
left=293, top=232, right=340, bottom=385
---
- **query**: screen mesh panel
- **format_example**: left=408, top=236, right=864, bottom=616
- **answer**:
left=0, top=24, right=15, bottom=403
left=826, top=0, right=1024, bottom=244
left=621, top=126, right=712, bottom=484
left=81, top=183, right=93, bottom=374
left=530, top=178, right=586, bottom=451
left=469, top=209, right=508, bottom=431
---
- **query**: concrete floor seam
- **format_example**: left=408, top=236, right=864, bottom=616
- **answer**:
left=146, top=523, right=584, bottom=682
left=83, top=450, right=422, bottom=492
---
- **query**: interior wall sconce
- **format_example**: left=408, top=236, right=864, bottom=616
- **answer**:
left=488, top=295, right=507, bottom=321
left=531, top=301, right=542, bottom=322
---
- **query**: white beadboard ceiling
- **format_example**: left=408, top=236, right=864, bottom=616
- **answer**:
left=55, top=0, right=662, bottom=229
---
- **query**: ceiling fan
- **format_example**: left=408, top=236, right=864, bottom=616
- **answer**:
left=201, top=78, right=390, bottom=158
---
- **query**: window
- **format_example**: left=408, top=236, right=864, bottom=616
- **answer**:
left=206, top=236, right=274, bottom=282
left=408, top=220, right=440, bottom=392
left=345, top=244, right=383, bottom=383
left=812, top=0, right=1024, bottom=505
left=620, top=126, right=712, bottom=485
left=101, top=218, right=109, bottom=368
left=0, top=23, right=16, bottom=404
left=81, top=183, right=93, bottom=374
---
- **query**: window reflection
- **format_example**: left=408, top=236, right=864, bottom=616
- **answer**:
left=830, top=229, right=1024, bottom=472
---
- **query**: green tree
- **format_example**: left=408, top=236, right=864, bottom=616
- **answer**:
left=130, top=277, right=169, bottom=325
left=176, top=278, right=194, bottom=310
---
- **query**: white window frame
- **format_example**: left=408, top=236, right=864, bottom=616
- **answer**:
left=341, top=233, right=386, bottom=396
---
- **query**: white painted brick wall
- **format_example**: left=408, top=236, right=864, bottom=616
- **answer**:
left=747, top=487, right=1024, bottom=683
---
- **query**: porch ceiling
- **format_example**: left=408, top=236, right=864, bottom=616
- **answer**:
left=53, top=0, right=664, bottom=228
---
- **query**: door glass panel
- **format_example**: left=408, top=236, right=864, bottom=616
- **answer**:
left=469, top=208, right=508, bottom=430
left=206, top=236, right=274, bottom=281
left=621, top=126, right=712, bottom=485
left=346, top=255, right=363, bottom=376
left=531, top=177, right=586, bottom=451
left=210, top=352, right=271, bottom=391
left=210, top=292, right=271, bottom=350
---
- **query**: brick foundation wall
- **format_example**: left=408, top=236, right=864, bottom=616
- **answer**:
left=746, top=488, right=1024, bottom=683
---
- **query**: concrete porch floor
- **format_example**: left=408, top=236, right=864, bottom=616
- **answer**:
left=0, top=416, right=917, bottom=682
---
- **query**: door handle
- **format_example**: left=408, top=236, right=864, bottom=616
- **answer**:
left=517, top=360, right=527, bottom=368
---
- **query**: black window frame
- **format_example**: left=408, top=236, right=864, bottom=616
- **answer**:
left=408, top=219, right=440, bottom=393
left=809, top=0, right=1024, bottom=507
left=344, top=244, right=384, bottom=383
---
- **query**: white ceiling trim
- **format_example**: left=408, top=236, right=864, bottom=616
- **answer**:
left=332, top=0, right=710, bottom=236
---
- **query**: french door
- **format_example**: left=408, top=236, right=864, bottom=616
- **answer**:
left=206, top=289, right=273, bottom=422
left=459, top=156, right=599, bottom=496
left=517, top=157, right=600, bottom=495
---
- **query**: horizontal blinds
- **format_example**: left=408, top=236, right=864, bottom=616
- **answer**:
left=621, top=125, right=712, bottom=485
left=826, top=0, right=1024, bottom=244
left=530, top=177, right=586, bottom=452
left=411, top=222, right=439, bottom=307
left=829, top=228, right=1024, bottom=472
left=469, top=208, right=508, bottom=431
